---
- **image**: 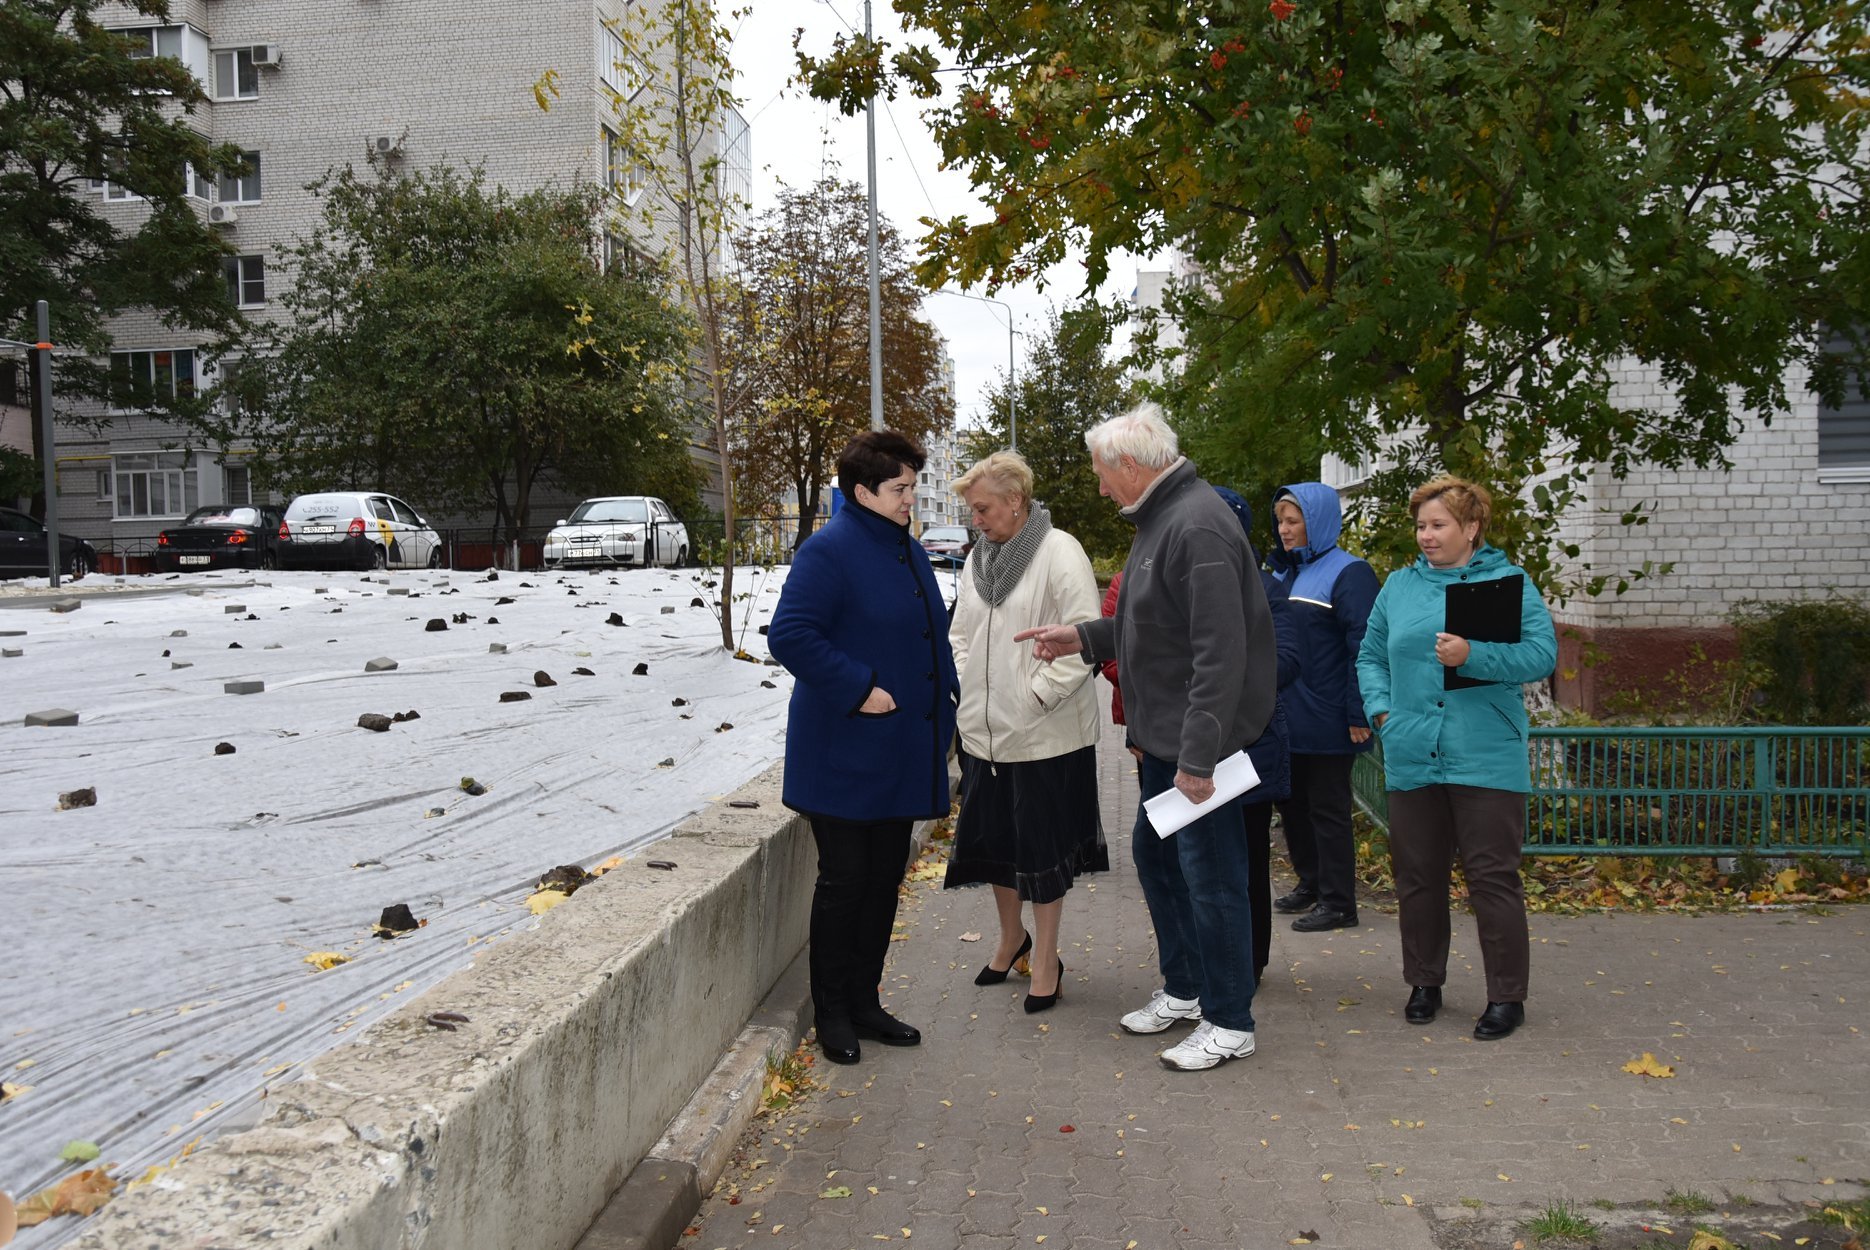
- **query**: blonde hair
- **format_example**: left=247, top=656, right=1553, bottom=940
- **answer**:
left=1409, top=474, right=1492, bottom=538
left=952, top=450, right=1033, bottom=506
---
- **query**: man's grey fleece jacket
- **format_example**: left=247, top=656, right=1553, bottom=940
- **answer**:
left=1075, top=458, right=1277, bottom=778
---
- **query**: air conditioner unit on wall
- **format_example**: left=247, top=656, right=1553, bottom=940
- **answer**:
left=252, top=45, right=281, bottom=67
left=373, top=136, right=401, bottom=156
left=208, top=204, right=238, bottom=226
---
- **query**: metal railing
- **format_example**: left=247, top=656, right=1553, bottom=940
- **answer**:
left=1351, top=727, right=1870, bottom=857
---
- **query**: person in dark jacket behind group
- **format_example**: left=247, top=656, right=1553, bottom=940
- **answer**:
left=768, top=430, right=961, bottom=1066
left=1212, top=488, right=1302, bottom=984
left=1268, top=481, right=1381, bottom=933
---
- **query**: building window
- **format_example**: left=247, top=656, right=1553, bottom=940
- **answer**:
left=122, top=25, right=185, bottom=61
left=110, top=349, right=196, bottom=409
left=217, top=152, right=261, bottom=203
left=218, top=358, right=265, bottom=416
left=603, top=129, right=644, bottom=205
left=223, top=463, right=252, bottom=506
left=599, top=26, right=641, bottom=100
left=113, top=452, right=198, bottom=519
left=0, top=359, right=19, bottom=407
left=213, top=47, right=259, bottom=100
left=186, top=163, right=213, bottom=200
left=95, top=469, right=111, bottom=499
left=223, top=255, right=265, bottom=307
left=1818, top=332, right=1870, bottom=476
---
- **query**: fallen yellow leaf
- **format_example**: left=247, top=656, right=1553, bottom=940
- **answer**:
left=526, top=889, right=569, bottom=915
left=0, top=1083, right=31, bottom=1104
left=14, top=1168, right=116, bottom=1226
left=1621, top=1052, right=1675, bottom=1078
left=302, top=951, right=349, bottom=971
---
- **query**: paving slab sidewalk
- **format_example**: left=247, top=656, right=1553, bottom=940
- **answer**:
left=686, top=722, right=1870, bottom=1250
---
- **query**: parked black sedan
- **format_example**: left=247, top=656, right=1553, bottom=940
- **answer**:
left=155, top=505, right=285, bottom=572
left=0, top=505, right=97, bottom=579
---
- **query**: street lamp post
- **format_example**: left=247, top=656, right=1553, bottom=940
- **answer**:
left=930, top=290, right=1018, bottom=450
left=1, top=300, right=60, bottom=587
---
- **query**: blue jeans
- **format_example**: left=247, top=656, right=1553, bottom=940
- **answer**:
left=1132, top=751, right=1258, bottom=1031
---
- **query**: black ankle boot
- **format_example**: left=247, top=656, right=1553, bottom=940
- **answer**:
left=1473, top=1001, right=1525, bottom=1041
left=1404, top=985, right=1441, bottom=1024
left=851, top=1003, right=920, bottom=1046
left=817, top=1015, right=861, bottom=1064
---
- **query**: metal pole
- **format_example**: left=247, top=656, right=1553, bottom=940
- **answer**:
left=864, top=0, right=884, bottom=432
left=33, top=301, right=60, bottom=588
left=1008, top=319, right=1017, bottom=451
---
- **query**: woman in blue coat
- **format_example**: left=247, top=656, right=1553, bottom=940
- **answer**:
left=768, top=430, right=960, bottom=1066
left=1356, top=476, right=1556, bottom=1042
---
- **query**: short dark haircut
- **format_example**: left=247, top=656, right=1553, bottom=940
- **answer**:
left=837, top=430, right=926, bottom=497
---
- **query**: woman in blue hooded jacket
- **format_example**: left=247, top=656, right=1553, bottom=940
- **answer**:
left=768, top=430, right=960, bottom=1066
left=1269, top=482, right=1380, bottom=933
left=1356, top=476, right=1556, bottom=1042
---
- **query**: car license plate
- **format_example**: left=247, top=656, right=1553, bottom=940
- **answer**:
left=301, top=525, right=336, bottom=534
left=180, top=555, right=210, bottom=565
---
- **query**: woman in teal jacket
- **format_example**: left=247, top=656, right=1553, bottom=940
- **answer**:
left=1356, top=476, right=1556, bottom=1042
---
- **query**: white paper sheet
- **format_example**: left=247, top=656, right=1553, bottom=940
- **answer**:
left=1142, top=748, right=1264, bottom=837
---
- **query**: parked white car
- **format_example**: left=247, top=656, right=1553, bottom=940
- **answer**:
left=544, top=496, right=689, bottom=569
left=277, top=492, right=443, bottom=571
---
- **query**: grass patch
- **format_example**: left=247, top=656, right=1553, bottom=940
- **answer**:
left=759, top=1041, right=817, bottom=1116
left=1589, top=1197, right=1618, bottom=1211
left=1665, top=1187, right=1717, bottom=1215
left=1520, top=1200, right=1599, bottom=1243
left=1460, top=1197, right=1484, bottom=1210
left=1820, top=1196, right=1870, bottom=1231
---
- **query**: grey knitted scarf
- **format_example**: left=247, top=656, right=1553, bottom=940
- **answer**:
left=971, top=501, right=1052, bottom=606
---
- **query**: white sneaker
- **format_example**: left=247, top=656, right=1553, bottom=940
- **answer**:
left=1119, top=989, right=1203, bottom=1035
left=1159, top=1021, right=1256, bottom=1070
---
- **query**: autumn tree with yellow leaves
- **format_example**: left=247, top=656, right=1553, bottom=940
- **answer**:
left=800, top=0, right=1870, bottom=595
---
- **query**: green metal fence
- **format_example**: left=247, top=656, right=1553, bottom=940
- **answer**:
left=1350, top=727, right=1870, bottom=857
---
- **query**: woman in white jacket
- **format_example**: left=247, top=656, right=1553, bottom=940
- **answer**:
left=943, top=451, right=1107, bottom=1014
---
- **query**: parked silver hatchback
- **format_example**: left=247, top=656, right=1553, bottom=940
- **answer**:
left=278, top=492, right=443, bottom=571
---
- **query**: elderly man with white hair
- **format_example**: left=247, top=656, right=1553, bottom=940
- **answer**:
left=1016, top=403, right=1278, bottom=1070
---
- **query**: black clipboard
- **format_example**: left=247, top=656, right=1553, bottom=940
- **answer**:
left=1444, top=574, right=1522, bottom=690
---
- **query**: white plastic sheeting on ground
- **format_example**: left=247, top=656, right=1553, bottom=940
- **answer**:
left=0, top=564, right=794, bottom=1246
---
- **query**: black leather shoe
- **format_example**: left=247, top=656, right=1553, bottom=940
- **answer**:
left=1291, top=905, right=1359, bottom=933
left=817, top=1016, right=861, bottom=1064
left=1473, top=1001, right=1525, bottom=1041
left=974, top=931, right=1033, bottom=986
left=1273, top=888, right=1318, bottom=915
left=851, top=1004, right=921, bottom=1046
left=1404, top=985, right=1441, bottom=1024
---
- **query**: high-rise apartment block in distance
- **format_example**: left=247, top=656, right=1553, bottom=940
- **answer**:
left=915, top=337, right=961, bottom=534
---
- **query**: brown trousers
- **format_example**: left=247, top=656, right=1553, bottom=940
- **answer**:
left=1387, top=784, right=1530, bottom=1003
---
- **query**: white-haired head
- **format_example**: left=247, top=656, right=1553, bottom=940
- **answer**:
left=1085, top=402, right=1179, bottom=470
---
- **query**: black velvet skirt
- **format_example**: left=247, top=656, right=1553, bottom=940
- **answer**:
left=944, top=744, right=1108, bottom=904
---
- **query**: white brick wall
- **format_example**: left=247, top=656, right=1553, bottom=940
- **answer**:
left=1555, top=360, right=1870, bottom=630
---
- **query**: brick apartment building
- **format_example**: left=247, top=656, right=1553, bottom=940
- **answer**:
left=44, top=0, right=748, bottom=562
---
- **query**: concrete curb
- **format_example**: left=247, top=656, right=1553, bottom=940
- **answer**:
left=574, top=790, right=956, bottom=1250
left=70, top=763, right=817, bottom=1250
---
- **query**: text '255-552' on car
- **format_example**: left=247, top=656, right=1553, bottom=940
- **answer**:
left=276, top=493, right=444, bottom=571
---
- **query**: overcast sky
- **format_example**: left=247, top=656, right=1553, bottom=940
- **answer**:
left=727, top=0, right=1147, bottom=438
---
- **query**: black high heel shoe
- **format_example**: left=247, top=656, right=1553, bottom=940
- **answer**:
left=1024, top=957, right=1065, bottom=1014
left=975, top=930, right=1033, bottom=986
